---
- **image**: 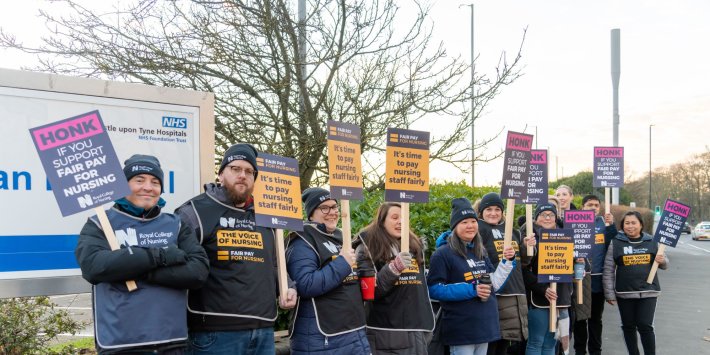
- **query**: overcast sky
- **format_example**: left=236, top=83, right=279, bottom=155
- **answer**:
left=2, top=0, right=708, bottom=187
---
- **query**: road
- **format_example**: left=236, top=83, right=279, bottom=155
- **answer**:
left=50, top=234, right=710, bottom=353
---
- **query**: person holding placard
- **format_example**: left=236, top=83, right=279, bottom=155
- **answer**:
left=573, top=195, right=616, bottom=355
left=175, top=144, right=298, bottom=355
left=473, top=193, right=536, bottom=355
left=286, top=187, right=370, bottom=355
left=353, top=202, right=435, bottom=354
left=427, top=198, right=516, bottom=355
left=603, top=211, right=668, bottom=355
left=520, top=203, right=573, bottom=355
left=76, top=154, right=209, bottom=354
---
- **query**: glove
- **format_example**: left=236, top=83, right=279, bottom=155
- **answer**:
left=390, top=252, right=413, bottom=273
left=151, top=246, right=187, bottom=266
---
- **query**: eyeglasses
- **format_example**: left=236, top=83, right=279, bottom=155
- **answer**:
left=539, top=212, right=556, bottom=220
left=228, top=166, right=256, bottom=178
left=318, top=205, right=339, bottom=214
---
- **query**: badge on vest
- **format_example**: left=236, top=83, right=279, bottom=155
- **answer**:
left=595, top=233, right=604, bottom=244
left=622, top=254, right=651, bottom=266
left=216, top=230, right=265, bottom=262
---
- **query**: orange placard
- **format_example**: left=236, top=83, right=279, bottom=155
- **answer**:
left=537, top=229, right=574, bottom=283
left=253, top=153, right=303, bottom=231
left=384, top=128, right=430, bottom=202
left=327, top=121, right=363, bottom=199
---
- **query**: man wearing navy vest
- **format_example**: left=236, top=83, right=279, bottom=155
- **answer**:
left=572, top=194, right=616, bottom=355
left=76, top=154, right=209, bottom=354
left=175, top=143, right=298, bottom=354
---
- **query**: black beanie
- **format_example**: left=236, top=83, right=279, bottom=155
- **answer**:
left=450, top=197, right=478, bottom=230
left=123, top=154, right=164, bottom=192
left=219, top=143, right=258, bottom=176
left=535, top=202, right=558, bottom=220
left=478, top=192, right=505, bottom=215
left=302, top=187, right=336, bottom=218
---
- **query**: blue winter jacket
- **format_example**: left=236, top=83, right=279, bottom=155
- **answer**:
left=286, top=224, right=370, bottom=355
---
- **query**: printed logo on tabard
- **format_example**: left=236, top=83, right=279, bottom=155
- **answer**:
left=115, top=228, right=138, bottom=247
left=323, top=241, right=339, bottom=254
left=623, top=246, right=634, bottom=255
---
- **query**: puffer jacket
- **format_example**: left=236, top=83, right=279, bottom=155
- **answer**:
left=496, top=294, right=528, bottom=341
left=572, top=272, right=592, bottom=321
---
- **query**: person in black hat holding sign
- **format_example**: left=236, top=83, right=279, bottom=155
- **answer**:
left=286, top=187, right=370, bottom=354
left=76, top=154, right=209, bottom=354
left=519, top=202, right=574, bottom=355
left=427, top=197, right=516, bottom=355
left=175, top=144, right=298, bottom=355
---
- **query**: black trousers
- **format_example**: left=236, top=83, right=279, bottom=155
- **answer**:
left=573, top=292, right=605, bottom=355
left=617, top=297, right=657, bottom=355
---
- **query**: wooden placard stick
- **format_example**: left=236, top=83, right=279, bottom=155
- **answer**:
left=577, top=279, right=583, bottom=304
left=401, top=203, right=410, bottom=253
left=275, top=229, right=288, bottom=301
left=605, top=187, right=611, bottom=226
left=504, top=199, right=515, bottom=250
left=341, top=199, right=352, bottom=249
left=549, top=282, right=557, bottom=332
left=526, top=204, right=534, bottom=256
left=95, top=207, right=137, bottom=292
left=646, top=244, right=666, bottom=284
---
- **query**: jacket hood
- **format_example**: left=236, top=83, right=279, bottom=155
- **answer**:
left=435, top=231, right=451, bottom=248
left=614, top=230, right=653, bottom=242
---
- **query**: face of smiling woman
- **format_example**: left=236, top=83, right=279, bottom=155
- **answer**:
left=455, top=218, right=479, bottom=242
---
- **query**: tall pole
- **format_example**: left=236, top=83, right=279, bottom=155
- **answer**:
left=649, top=124, right=653, bottom=208
left=611, top=29, right=621, bottom=205
left=468, top=4, right=475, bottom=187
left=298, top=0, right=306, bottom=126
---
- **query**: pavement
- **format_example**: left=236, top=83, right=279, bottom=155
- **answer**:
left=47, top=234, right=710, bottom=353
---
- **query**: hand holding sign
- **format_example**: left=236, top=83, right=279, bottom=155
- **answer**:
left=501, top=131, right=533, bottom=249
left=328, top=121, right=364, bottom=248
left=385, top=128, right=430, bottom=253
left=647, top=199, right=690, bottom=283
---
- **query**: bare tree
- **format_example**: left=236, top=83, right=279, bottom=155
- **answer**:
left=1, top=0, right=525, bottom=190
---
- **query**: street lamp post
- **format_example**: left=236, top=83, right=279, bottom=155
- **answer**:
left=649, top=124, right=654, bottom=209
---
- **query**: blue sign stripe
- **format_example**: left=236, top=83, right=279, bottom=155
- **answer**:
left=0, top=235, right=79, bottom=272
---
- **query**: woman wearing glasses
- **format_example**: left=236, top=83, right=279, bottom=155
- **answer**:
left=520, top=203, right=573, bottom=355
left=286, top=187, right=370, bottom=355
left=353, top=202, right=435, bottom=354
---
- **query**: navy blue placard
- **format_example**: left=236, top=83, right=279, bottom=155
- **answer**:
left=29, top=110, right=130, bottom=216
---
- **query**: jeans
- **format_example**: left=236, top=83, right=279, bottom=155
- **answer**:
left=526, top=308, right=557, bottom=355
left=617, top=297, right=657, bottom=355
left=187, top=328, right=275, bottom=355
left=451, top=343, right=488, bottom=355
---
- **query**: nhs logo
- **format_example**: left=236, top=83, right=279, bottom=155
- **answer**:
left=162, top=116, right=188, bottom=129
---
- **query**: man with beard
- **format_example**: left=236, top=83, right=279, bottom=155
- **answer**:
left=175, top=143, right=297, bottom=354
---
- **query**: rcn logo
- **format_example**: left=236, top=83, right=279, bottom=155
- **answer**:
left=162, top=116, right=188, bottom=129
left=323, top=241, right=339, bottom=254
left=220, top=217, right=236, bottom=228
left=115, top=228, right=138, bottom=247
left=77, top=194, right=93, bottom=208
left=623, top=246, right=634, bottom=255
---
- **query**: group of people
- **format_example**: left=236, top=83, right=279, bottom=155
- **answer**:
left=76, top=146, right=668, bottom=355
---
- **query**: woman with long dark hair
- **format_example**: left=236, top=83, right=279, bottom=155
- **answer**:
left=603, top=211, right=667, bottom=355
left=427, top=198, right=515, bottom=355
left=354, top=202, right=435, bottom=354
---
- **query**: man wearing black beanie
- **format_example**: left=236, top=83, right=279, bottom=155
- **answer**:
left=176, top=143, right=297, bottom=354
left=76, top=154, right=208, bottom=354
